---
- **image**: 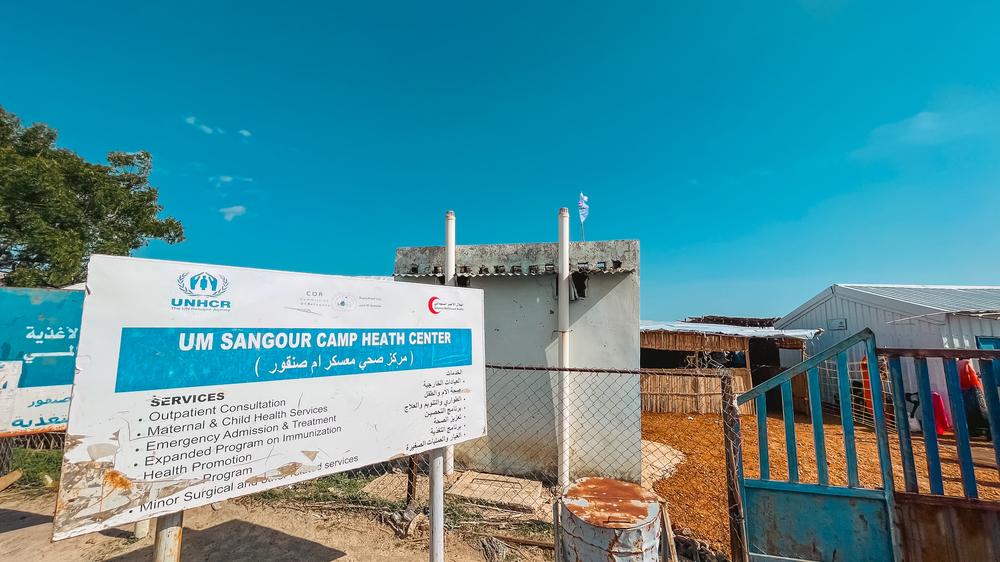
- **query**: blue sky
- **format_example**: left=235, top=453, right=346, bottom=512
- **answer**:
left=5, top=2, right=1000, bottom=320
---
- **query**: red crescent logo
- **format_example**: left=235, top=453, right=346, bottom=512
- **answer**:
left=428, top=296, right=440, bottom=314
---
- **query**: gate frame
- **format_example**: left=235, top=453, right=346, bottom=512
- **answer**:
left=735, top=328, right=902, bottom=562
left=880, top=347, right=1000, bottom=560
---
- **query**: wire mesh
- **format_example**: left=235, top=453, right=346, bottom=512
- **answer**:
left=815, top=355, right=896, bottom=432
left=0, top=437, right=11, bottom=475
left=1, top=431, right=66, bottom=473
left=255, top=364, right=743, bottom=558
left=0, top=367, right=744, bottom=560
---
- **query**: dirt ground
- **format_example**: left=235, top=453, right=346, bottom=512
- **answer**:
left=0, top=489, right=547, bottom=562
left=642, top=411, right=1000, bottom=555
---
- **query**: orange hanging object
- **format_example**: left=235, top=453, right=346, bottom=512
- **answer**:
left=958, top=359, right=983, bottom=390
left=861, top=355, right=874, bottom=418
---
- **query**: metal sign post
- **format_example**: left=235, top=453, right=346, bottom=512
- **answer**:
left=443, top=210, right=457, bottom=476
left=429, top=209, right=458, bottom=562
left=428, top=447, right=445, bottom=562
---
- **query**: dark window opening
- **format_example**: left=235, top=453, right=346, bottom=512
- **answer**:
left=571, top=272, right=588, bottom=298
left=640, top=349, right=693, bottom=369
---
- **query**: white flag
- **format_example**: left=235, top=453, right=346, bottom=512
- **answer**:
left=578, top=192, right=589, bottom=223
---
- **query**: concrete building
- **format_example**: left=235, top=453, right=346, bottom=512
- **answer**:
left=394, top=240, right=641, bottom=481
left=776, top=284, right=1000, bottom=428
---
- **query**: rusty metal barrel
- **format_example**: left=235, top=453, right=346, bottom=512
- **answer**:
left=558, top=477, right=661, bottom=561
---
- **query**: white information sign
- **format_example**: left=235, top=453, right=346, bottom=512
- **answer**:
left=53, top=255, right=485, bottom=540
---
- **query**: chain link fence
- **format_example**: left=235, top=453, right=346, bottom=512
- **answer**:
left=816, top=355, right=896, bottom=432
left=324, top=364, right=744, bottom=560
left=2, top=367, right=744, bottom=560
left=1, top=431, right=66, bottom=474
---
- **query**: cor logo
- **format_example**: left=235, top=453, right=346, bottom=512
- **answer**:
left=171, top=271, right=232, bottom=311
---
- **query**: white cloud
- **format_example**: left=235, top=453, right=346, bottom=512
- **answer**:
left=219, top=205, right=246, bottom=221
left=209, top=175, right=253, bottom=187
left=852, top=101, right=1000, bottom=160
left=184, top=115, right=228, bottom=135
left=208, top=175, right=254, bottom=187
left=238, top=129, right=252, bottom=137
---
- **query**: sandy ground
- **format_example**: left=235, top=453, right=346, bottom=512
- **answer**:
left=643, top=411, right=1000, bottom=556
left=0, top=490, right=541, bottom=562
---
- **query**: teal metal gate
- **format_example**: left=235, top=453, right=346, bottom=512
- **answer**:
left=736, top=329, right=900, bottom=562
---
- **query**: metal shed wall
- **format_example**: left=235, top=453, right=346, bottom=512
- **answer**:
left=777, top=287, right=1000, bottom=417
left=778, top=291, right=1000, bottom=354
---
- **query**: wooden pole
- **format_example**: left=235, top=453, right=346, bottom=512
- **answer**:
left=153, top=511, right=184, bottom=562
left=133, top=518, right=151, bottom=540
left=406, top=455, right=419, bottom=508
left=660, top=501, right=679, bottom=562
left=721, top=370, right=749, bottom=562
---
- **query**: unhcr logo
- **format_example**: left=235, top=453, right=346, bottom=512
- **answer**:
left=171, top=271, right=232, bottom=311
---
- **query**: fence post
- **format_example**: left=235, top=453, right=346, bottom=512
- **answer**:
left=721, top=369, right=749, bottom=562
left=406, top=455, right=420, bottom=508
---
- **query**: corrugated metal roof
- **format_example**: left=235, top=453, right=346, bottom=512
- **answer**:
left=640, top=320, right=821, bottom=340
left=840, top=284, right=1000, bottom=314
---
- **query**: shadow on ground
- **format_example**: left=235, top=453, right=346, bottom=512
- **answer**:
left=106, top=520, right=346, bottom=562
left=0, top=509, right=52, bottom=534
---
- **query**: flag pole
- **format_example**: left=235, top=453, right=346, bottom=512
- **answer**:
left=580, top=220, right=585, bottom=242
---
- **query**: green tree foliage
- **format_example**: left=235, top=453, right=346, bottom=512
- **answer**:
left=0, top=107, right=184, bottom=287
